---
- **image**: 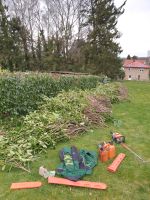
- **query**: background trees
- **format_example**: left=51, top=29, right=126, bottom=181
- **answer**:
left=0, top=0, right=126, bottom=78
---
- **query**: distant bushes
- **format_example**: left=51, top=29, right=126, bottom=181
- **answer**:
left=0, top=72, right=103, bottom=116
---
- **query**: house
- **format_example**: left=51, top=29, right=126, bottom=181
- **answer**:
left=123, top=59, right=150, bottom=81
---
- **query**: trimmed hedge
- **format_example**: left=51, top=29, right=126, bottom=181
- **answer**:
left=0, top=73, right=103, bottom=116
left=0, top=83, right=119, bottom=171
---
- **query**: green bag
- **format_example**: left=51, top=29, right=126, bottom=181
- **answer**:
left=56, top=146, right=98, bottom=181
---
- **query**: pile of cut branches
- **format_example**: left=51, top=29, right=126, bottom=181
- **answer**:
left=0, top=83, right=127, bottom=171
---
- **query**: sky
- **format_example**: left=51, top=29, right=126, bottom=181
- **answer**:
left=115, top=0, right=150, bottom=58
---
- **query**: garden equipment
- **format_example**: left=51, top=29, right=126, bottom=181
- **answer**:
left=111, top=131, right=150, bottom=163
left=111, top=132, right=125, bottom=144
left=121, top=143, right=150, bottom=163
left=98, top=142, right=116, bottom=162
left=56, top=146, right=98, bottom=181
left=10, top=181, right=42, bottom=190
left=107, top=153, right=126, bottom=173
left=108, top=143, right=116, bottom=159
left=48, top=177, right=107, bottom=190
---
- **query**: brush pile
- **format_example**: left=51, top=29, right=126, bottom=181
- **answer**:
left=0, top=83, right=127, bottom=171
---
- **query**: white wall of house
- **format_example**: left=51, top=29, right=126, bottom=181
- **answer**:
left=124, top=68, right=150, bottom=80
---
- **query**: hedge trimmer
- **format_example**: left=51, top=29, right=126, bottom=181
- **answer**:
left=110, top=132, right=150, bottom=163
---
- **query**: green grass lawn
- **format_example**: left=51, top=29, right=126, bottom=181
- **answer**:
left=0, top=81, right=150, bottom=200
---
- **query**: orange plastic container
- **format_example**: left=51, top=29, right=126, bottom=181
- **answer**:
left=99, top=142, right=116, bottom=162
left=99, top=143, right=109, bottom=162
left=108, top=144, right=116, bottom=159
left=100, top=149, right=109, bottom=162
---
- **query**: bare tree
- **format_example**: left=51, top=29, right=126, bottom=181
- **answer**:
left=3, top=0, right=89, bottom=70
left=42, top=0, right=84, bottom=60
left=10, top=0, right=40, bottom=64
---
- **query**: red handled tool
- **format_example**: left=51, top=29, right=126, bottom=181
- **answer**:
left=110, top=131, right=150, bottom=163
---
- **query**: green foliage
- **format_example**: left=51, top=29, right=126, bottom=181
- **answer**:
left=118, top=68, right=125, bottom=80
left=0, top=73, right=103, bottom=117
left=0, top=1, right=29, bottom=71
left=81, top=0, right=126, bottom=78
left=127, top=54, right=131, bottom=59
left=0, top=67, right=8, bottom=74
left=0, top=90, right=86, bottom=171
left=93, top=82, right=120, bottom=103
left=0, top=82, right=150, bottom=200
left=0, top=83, right=119, bottom=171
left=0, top=0, right=126, bottom=76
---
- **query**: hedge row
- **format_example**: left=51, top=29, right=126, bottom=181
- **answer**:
left=0, top=83, right=119, bottom=171
left=0, top=73, right=103, bottom=116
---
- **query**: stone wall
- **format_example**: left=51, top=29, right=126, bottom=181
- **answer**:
left=124, top=68, right=150, bottom=80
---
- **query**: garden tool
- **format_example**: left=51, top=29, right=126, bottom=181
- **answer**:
left=111, top=132, right=125, bottom=144
left=110, top=131, right=150, bottom=163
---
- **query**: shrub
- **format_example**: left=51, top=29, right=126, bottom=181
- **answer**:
left=0, top=73, right=103, bottom=117
left=0, top=83, right=121, bottom=171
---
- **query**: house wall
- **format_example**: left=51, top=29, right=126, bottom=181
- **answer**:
left=124, top=68, right=150, bottom=80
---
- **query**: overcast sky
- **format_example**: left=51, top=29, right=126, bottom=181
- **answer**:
left=115, top=0, right=150, bottom=58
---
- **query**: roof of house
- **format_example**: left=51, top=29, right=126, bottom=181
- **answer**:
left=123, top=59, right=150, bottom=69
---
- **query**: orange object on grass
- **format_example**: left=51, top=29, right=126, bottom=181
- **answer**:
left=99, top=142, right=109, bottom=162
left=108, top=144, right=116, bottom=159
left=100, top=148, right=109, bottom=162
left=107, top=153, right=126, bottom=173
left=10, top=181, right=42, bottom=190
left=99, top=142, right=116, bottom=162
left=48, top=177, right=107, bottom=190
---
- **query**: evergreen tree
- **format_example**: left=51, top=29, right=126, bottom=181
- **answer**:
left=83, top=0, right=126, bottom=78
left=127, top=54, right=131, bottom=59
left=132, top=55, right=138, bottom=60
left=0, top=0, right=13, bottom=70
left=0, top=1, right=30, bottom=71
left=9, top=17, right=26, bottom=71
left=0, top=0, right=126, bottom=74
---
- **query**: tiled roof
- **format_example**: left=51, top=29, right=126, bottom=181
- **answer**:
left=123, top=60, right=150, bottom=69
left=136, top=59, right=146, bottom=64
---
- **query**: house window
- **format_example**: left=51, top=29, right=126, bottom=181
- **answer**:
left=140, top=68, right=144, bottom=72
left=128, top=68, right=131, bottom=70
left=128, top=75, right=132, bottom=80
